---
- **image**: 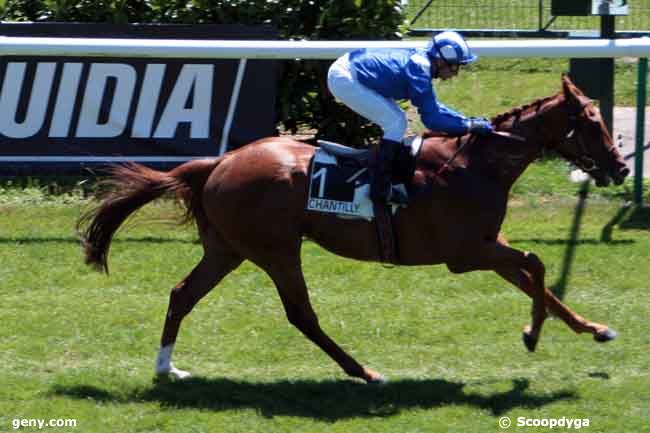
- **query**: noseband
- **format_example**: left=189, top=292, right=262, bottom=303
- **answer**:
left=562, top=101, right=600, bottom=174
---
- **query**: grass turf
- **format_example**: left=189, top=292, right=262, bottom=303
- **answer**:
left=1, top=170, right=649, bottom=432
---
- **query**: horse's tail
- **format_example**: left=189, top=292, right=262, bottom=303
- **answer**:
left=78, top=158, right=220, bottom=274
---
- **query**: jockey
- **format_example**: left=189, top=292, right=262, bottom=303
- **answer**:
left=327, top=30, right=493, bottom=206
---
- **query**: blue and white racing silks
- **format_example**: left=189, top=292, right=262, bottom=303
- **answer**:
left=348, top=48, right=469, bottom=135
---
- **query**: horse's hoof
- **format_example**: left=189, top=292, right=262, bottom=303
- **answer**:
left=155, top=365, right=192, bottom=381
left=594, top=328, right=618, bottom=343
left=367, top=374, right=388, bottom=385
left=363, top=368, right=388, bottom=385
left=169, top=367, right=192, bottom=379
left=522, top=331, right=538, bottom=352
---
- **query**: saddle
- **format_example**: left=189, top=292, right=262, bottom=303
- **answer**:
left=318, top=140, right=370, bottom=162
left=307, top=136, right=423, bottom=264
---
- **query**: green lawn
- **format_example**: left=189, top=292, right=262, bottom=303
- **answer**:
left=1, top=168, right=649, bottom=432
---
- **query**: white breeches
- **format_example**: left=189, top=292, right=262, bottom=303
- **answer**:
left=327, top=54, right=407, bottom=142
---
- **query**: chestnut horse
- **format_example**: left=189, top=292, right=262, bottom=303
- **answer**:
left=79, top=75, right=629, bottom=383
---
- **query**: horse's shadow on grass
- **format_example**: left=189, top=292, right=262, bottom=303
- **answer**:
left=0, top=236, right=195, bottom=244
left=52, top=377, right=576, bottom=421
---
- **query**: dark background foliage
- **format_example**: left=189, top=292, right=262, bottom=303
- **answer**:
left=0, top=0, right=405, bottom=146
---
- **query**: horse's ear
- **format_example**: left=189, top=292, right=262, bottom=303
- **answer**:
left=561, top=73, right=574, bottom=94
left=561, top=73, right=583, bottom=101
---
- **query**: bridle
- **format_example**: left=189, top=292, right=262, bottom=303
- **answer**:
left=436, top=97, right=607, bottom=177
left=512, top=98, right=604, bottom=175
left=559, top=100, right=601, bottom=174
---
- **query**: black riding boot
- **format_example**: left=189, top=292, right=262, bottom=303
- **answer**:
left=370, top=138, right=408, bottom=206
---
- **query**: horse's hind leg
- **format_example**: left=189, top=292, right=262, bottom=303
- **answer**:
left=495, top=235, right=617, bottom=344
left=259, top=254, right=385, bottom=384
left=156, top=223, right=242, bottom=379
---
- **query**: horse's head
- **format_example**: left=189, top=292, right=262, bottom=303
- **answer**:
left=552, top=75, right=629, bottom=186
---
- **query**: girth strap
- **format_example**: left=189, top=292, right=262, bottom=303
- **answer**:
left=373, top=201, right=398, bottom=265
left=370, top=143, right=399, bottom=265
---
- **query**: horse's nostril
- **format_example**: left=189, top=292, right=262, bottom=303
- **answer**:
left=619, top=167, right=630, bottom=178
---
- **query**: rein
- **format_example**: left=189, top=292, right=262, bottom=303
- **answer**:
left=435, top=131, right=526, bottom=176
left=561, top=102, right=599, bottom=173
left=436, top=136, right=471, bottom=175
left=433, top=96, right=599, bottom=178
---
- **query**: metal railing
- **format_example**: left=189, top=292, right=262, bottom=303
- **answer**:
left=407, top=0, right=650, bottom=37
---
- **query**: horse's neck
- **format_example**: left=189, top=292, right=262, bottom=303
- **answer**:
left=485, top=100, right=569, bottom=190
left=415, top=134, right=536, bottom=193
left=416, top=97, right=567, bottom=190
left=497, top=95, right=564, bottom=147
left=492, top=105, right=562, bottom=189
left=473, top=134, right=540, bottom=191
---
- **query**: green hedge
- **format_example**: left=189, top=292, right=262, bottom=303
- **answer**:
left=1, top=0, right=406, bottom=146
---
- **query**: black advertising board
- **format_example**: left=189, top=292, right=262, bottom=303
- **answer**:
left=0, top=23, right=279, bottom=171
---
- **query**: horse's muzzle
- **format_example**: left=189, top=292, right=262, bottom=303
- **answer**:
left=594, top=164, right=628, bottom=187
left=611, top=165, right=630, bottom=186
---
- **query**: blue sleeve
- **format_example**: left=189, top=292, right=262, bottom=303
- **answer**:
left=404, top=53, right=470, bottom=135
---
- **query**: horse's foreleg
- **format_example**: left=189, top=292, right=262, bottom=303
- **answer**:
left=495, top=235, right=617, bottom=344
left=262, top=258, right=385, bottom=384
left=457, top=240, right=547, bottom=351
left=494, top=266, right=616, bottom=341
left=156, top=228, right=242, bottom=380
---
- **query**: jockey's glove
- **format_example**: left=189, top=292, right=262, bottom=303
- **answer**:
left=467, top=117, right=494, bottom=136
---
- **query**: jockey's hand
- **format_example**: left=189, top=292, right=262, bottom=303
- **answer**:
left=468, top=117, right=494, bottom=136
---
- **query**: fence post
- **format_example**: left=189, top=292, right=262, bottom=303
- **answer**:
left=635, top=57, right=648, bottom=205
left=600, top=15, right=615, bottom=134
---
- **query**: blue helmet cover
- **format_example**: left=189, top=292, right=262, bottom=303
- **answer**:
left=427, top=31, right=478, bottom=65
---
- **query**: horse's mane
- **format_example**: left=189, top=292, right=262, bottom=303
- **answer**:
left=491, top=94, right=559, bottom=127
left=423, top=85, right=571, bottom=138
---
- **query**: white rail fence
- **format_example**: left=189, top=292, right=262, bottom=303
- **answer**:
left=0, top=36, right=647, bottom=165
left=0, top=36, right=649, bottom=59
